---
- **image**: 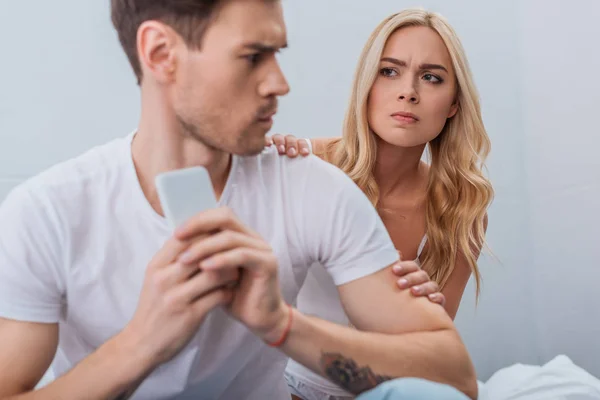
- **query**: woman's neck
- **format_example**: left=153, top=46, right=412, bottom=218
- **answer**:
left=374, top=138, right=427, bottom=199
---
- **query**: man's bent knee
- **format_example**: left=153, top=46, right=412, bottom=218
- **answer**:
left=356, top=378, right=472, bottom=400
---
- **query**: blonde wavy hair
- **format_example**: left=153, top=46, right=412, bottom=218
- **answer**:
left=320, top=8, right=493, bottom=296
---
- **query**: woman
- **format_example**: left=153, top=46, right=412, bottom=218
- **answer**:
left=269, top=8, right=493, bottom=400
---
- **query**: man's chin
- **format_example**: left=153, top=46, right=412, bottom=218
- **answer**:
left=233, top=134, right=268, bottom=156
left=237, top=144, right=266, bottom=156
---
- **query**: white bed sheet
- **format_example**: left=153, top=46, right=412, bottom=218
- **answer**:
left=477, top=355, right=600, bottom=400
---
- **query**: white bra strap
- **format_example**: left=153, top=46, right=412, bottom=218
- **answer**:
left=416, top=234, right=428, bottom=258
left=303, top=138, right=313, bottom=154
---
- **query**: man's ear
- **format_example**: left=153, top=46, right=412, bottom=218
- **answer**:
left=137, top=20, right=178, bottom=84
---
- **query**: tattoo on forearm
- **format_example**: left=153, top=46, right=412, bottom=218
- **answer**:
left=320, top=353, right=393, bottom=394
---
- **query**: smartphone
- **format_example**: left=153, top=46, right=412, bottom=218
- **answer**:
left=155, top=166, right=218, bottom=229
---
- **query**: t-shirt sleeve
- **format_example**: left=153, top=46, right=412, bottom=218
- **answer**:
left=299, top=157, right=399, bottom=286
left=0, top=185, right=65, bottom=323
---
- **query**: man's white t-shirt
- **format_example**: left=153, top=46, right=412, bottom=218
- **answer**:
left=0, top=133, right=398, bottom=399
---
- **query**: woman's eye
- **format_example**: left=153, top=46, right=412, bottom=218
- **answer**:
left=423, top=73, right=443, bottom=83
left=380, top=67, right=398, bottom=77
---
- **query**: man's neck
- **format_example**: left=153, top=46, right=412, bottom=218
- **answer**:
left=131, top=89, right=232, bottom=217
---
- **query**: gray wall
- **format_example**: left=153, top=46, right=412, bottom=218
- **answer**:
left=519, top=0, right=600, bottom=377
left=0, top=1, right=139, bottom=200
left=1, top=0, right=598, bottom=385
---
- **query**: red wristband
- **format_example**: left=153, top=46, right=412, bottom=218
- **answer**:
left=266, top=304, right=294, bottom=347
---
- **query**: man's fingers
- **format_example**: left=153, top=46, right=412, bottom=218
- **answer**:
left=175, top=207, right=258, bottom=241
left=148, top=237, right=192, bottom=270
left=177, top=230, right=269, bottom=266
left=200, top=247, right=276, bottom=273
left=176, top=269, right=240, bottom=304
left=151, top=262, right=202, bottom=292
left=191, top=288, right=234, bottom=319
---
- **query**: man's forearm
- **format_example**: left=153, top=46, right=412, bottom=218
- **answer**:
left=5, top=332, right=154, bottom=400
left=270, top=308, right=478, bottom=399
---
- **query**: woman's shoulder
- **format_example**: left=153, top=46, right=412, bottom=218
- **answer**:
left=310, top=137, right=340, bottom=157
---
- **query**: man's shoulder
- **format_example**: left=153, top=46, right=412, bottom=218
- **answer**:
left=244, top=145, right=358, bottom=192
left=21, top=135, right=128, bottom=193
left=3, top=135, right=131, bottom=215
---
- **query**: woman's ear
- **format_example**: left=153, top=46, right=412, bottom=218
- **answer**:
left=448, top=101, right=459, bottom=119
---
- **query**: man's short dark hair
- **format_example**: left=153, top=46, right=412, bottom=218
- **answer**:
left=111, top=0, right=223, bottom=84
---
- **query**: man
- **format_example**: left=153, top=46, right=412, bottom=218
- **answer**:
left=0, top=1, right=477, bottom=399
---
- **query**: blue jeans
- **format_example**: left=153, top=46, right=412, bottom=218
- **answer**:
left=356, top=378, right=471, bottom=400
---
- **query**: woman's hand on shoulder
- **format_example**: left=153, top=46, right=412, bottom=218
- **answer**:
left=265, top=134, right=311, bottom=158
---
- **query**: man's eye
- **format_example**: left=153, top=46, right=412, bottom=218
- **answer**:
left=246, top=53, right=261, bottom=65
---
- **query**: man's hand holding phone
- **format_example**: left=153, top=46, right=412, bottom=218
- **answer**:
left=173, top=207, right=288, bottom=343
left=123, top=229, right=239, bottom=367
left=119, top=167, right=288, bottom=372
